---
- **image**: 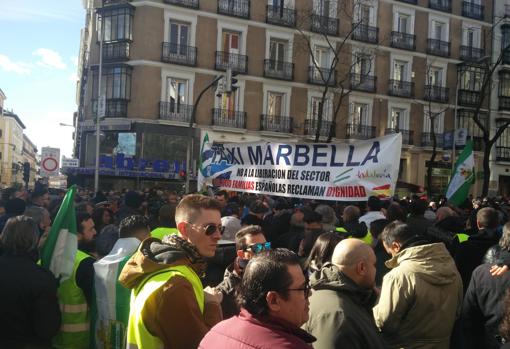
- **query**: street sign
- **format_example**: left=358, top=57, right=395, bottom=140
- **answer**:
left=40, top=147, right=60, bottom=177
left=61, top=158, right=79, bottom=168
left=98, top=94, right=106, bottom=117
left=455, top=128, right=468, bottom=146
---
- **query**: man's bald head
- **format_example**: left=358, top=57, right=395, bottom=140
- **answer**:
left=343, top=205, right=361, bottom=224
left=436, top=207, right=455, bottom=222
left=332, top=238, right=376, bottom=289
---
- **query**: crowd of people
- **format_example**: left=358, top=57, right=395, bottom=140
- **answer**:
left=1, top=184, right=510, bottom=349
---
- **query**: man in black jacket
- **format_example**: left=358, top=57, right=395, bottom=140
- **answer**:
left=0, top=216, right=61, bottom=348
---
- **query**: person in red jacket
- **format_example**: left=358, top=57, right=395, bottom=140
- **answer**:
left=199, top=248, right=315, bottom=349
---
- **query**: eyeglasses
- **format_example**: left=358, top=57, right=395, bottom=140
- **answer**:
left=245, top=242, right=271, bottom=254
left=187, top=222, right=224, bottom=236
left=287, top=284, right=312, bottom=298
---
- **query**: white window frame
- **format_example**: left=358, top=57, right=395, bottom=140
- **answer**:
left=164, top=10, right=196, bottom=46
left=312, top=0, right=338, bottom=17
left=428, top=14, right=449, bottom=41
left=426, top=60, right=448, bottom=86
left=423, top=108, right=445, bottom=134
left=388, top=102, right=410, bottom=130
left=393, top=6, right=415, bottom=34
left=309, top=38, right=334, bottom=68
left=265, top=30, right=293, bottom=62
left=307, top=90, right=333, bottom=121
left=462, top=22, right=482, bottom=48
left=267, top=0, right=295, bottom=9
left=161, top=69, right=195, bottom=104
left=263, top=84, right=292, bottom=117
left=390, top=53, right=413, bottom=81
left=348, top=95, right=373, bottom=125
left=353, top=0, right=378, bottom=26
left=352, top=47, right=375, bottom=76
left=216, top=20, right=248, bottom=55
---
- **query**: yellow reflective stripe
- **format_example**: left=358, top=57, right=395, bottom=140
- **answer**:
left=456, top=233, right=469, bottom=243
left=61, top=323, right=90, bottom=333
left=60, top=303, right=88, bottom=313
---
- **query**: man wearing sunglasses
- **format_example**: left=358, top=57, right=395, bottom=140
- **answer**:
left=200, top=248, right=315, bottom=348
left=216, top=225, right=269, bottom=319
left=120, top=194, right=224, bottom=349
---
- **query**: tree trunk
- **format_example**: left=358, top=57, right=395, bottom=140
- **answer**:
left=482, top=139, right=492, bottom=197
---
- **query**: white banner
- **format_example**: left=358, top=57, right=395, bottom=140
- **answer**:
left=61, top=158, right=79, bottom=168
left=198, top=133, right=402, bottom=201
left=40, top=147, right=60, bottom=177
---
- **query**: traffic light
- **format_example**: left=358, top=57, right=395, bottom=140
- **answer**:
left=224, top=68, right=239, bottom=94
left=23, top=162, right=30, bottom=184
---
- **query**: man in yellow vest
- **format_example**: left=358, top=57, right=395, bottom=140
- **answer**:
left=336, top=205, right=373, bottom=245
left=120, top=194, right=223, bottom=349
left=150, top=204, right=178, bottom=240
left=53, top=211, right=97, bottom=349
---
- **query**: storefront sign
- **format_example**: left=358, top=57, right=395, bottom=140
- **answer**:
left=61, top=158, right=79, bottom=168
left=198, top=133, right=402, bottom=201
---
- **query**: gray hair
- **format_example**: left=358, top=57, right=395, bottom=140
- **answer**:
left=0, top=215, right=39, bottom=255
left=315, top=205, right=337, bottom=226
left=24, top=206, right=49, bottom=227
left=500, top=222, right=510, bottom=251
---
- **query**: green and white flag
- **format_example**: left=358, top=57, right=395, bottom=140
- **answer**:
left=446, top=140, right=475, bottom=206
left=198, top=132, right=212, bottom=191
left=41, top=185, right=78, bottom=282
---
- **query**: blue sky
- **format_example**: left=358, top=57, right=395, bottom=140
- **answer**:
left=0, top=0, right=84, bottom=158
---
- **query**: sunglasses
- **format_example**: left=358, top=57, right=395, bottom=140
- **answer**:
left=287, top=283, right=312, bottom=298
left=187, top=222, right=224, bottom=236
left=245, top=242, right=271, bottom=254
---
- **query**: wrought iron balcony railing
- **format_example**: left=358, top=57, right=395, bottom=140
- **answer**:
left=311, top=14, right=338, bottom=36
left=163, top=0, right=199, bottom=9
left=346, top=124, right=376, bottom=139
left=266, top=5, right=295, bottom=27
left=308, top=66, right=336, bottom=86
left=215, top=51, right=248, bottom=74
left=462, top=1, right=484, bottom=20
left=161, top=43, right=197, bottom=66
left=217, top=0, right=250, bottom=19
left=263, top=59, right=294, bottom=81
left=391, top=31, right=416, bottom=51
left=427, top=39, right=450, bottom=57
left=429, top=0, right=451, bottom=12
left=388, top=80, right=414, bottom=98
left=350, top=73, right=376, bottom=92
left=102, top=41, right=130, bottom=62
left=499, top=96, right=510, bottom=111
left=458, top=89, right=481, bottom=107
left=385, top=128, right=414, bottom=145
left=497, top=146, right=510, bottom=161
left=351, top=23, right=378, bottom=44
left=421, top=132, right=444, bottom=148
left=159, top=102, right=193, bottom=123
left=212, top=108, right=246, bottom=128
left=260, top=115, right=293, bottom=133
left=92, top=98, right=128, bottom=118
left=304, top=119, right=334, bottom=138
left=424, top=85, right=449, bottom=103
left=460, top=46, right=485, bottom=62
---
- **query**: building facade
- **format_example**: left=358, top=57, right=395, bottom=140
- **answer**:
left=73, top=0, right=493, bottom=195
left=0, top=110, right=26, bottom=189
left=22, top=134, right=38, bottom=189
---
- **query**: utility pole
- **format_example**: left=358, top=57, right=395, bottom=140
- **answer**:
left=95, top=9, right=104, bottom=193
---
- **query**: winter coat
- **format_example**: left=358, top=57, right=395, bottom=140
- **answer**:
left=215, top=261, right=242, bottom=319
left=303, top=263, right=387, bottom=349
left=461, top=262, right=510, bottom=349
left=118, top=237, right=222, bottom=349
left=342, top=220, right=368, bottom=238
left=406, top=215, right=434, bottom=237
left=0, top=253, right=61, bottom=349
left=199, top=308, right=316, bottom=349
left=454, top=228, right=500, bottom=293
left=373, top=243, right=463, bottom=349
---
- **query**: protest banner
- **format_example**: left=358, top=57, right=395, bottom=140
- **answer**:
left=198, top=133, right=402, bottom=201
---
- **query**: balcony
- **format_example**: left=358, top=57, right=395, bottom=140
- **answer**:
left=159, top=102, right=193, bottom=123
left=103, top=0, right=130, bottom=5
left=346, top=124, right=376, bottom=139
left=266, top=5, right=295, bottom=27
left=503, top=48, right=510, bottom=65
left=429, top=0, right=451, bottom=12
left=427, top=39, right=450, bottom=57
left=215, top=51, right=248, bottom=74
left=499, top=96, right=510, bottom=111
left=460, top=46, right=485, bottom=62
left=263, top=59, right=294, bottom=81
left=391, top=31, right=416, bottom=51
left=161, top=43, right=197, bottom=66
left=311, top=14, right=338, bottom=36
left=92, top=98, right=128, bottom=118
left=462, top=1, right=484, bottom=20
left=397, top=0, right=417, bottom=3
left=308, top=66, right=336, bottom=86
left=260, top=115, right=293, bottom=133
left=497, top=146, right=510, bottom=161
left=385, top=128, right=414, bottom=145
left=212, top=109, right=246, bottom=128
left=421, top=132, right=444, bottom=148
left=163, top=0, right=199, bottom=9
left=217, top=0, right=250, bottom=19
left=458, top=89, right=481, bottom=107
left=351, top=23, right=378, bottom=44
left=350, top=73, right=376, bottom=92
left=304, top=119, right=334, bottom=138
left=102, top=41, right=130, bottom=62
left=424, top=85, right=449, bottom=103
left=388, top=80, right=414, bottom=98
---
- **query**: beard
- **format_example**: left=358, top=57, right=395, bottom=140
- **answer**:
left=78, top=238, right=96, bottom=254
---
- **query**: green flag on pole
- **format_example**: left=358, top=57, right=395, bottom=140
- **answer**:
left=41, top=185, right=78, bottom=282
left=445, top=140, right=475, bottom=206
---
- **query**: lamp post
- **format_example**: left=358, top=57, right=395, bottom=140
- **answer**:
left=95, top=9, right=105, bottom=193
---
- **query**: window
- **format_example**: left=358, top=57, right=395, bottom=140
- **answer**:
left=354, top=2, right=375, bottom=25
left=462, top=26, right=480, bottom=47
left=423, top=110, right=444, bottom=133
left=432, top=20, right=446, bottom=40
left=350, top=102, right=369, bottom=125
left=222, top=31, right=240, bottom=54
left=166, top=78, right=188, bottom=111
left=393, top=60, right=408, bottom=81
left=389, top=107, right=408, bottom=129
left=217, top=88, right=239, bottom=117
left=267, top=92, right=284, bottom=116
left=496, top=119, right=510, bottom=149
left=313, top=46, right=331, bottom=69
left=459, top=65, right=483, bottom=90
left=100, top=7, right=134, bottom=42
left=269, top=38, right=288, bottom=70
left=397, top=13, right=410, bottom=33
left=457, top=109, right=486, bottom=139
left=169, top=21, right=190, bottom=52
left=353, top=52, right=372, bottom=76
left=502, top=25, right=510, bottom=52
left=500, top=71, right=510, bottom=97
left=313, top=0, right=337, bottom=16
left=92, top=65, right=132, bottom=100
left=428, top=66, right=444, bottom=86
left=311, top=97, right=331, bottom=121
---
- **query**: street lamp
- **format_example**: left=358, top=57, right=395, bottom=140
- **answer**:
left=59, top=122, right=74, bottom=127
left=95, top=7, right=105, bottom=193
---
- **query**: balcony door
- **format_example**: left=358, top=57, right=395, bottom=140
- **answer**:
left=267, top=92, right=284, bottom=126
left=354, top=53, right=371, bottom=77
left=393, top=60, right=407, bottom=81
left=432, top=21, right=445, bottom=41
left=222, top=31, right=240, bottom=65
left=311, top=97, right=331, bottom=122
left=314, top=0, right=335, bottom=17
left=463, top=27, right=480, bottom=48
left=350, top=103, right=369, bottom=127
left=429, top=67, right=443, bottom=86
left=389, top=108, right=408, bottom=130
left=397, top=13, right=410, bottom=33
left=269, top=39, right=287, bottom=71
left=166, top=78, right=188, bottom=114
left=169, top=21, right=189, bottom=55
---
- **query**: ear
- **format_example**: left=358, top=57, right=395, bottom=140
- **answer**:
left=357, top=260, right=367, bottom=275
left=392, top=241, right=401, bottom=253
left=266, top=291, right=281, bottom=312
left=177, top=221, right=189, bottom=238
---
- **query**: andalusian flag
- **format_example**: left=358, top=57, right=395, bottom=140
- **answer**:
left=198, top=132, right=212, bottom=191
left=41, top=185, right=78, bottom=282
left=446, top=140, right=475, bottom=206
